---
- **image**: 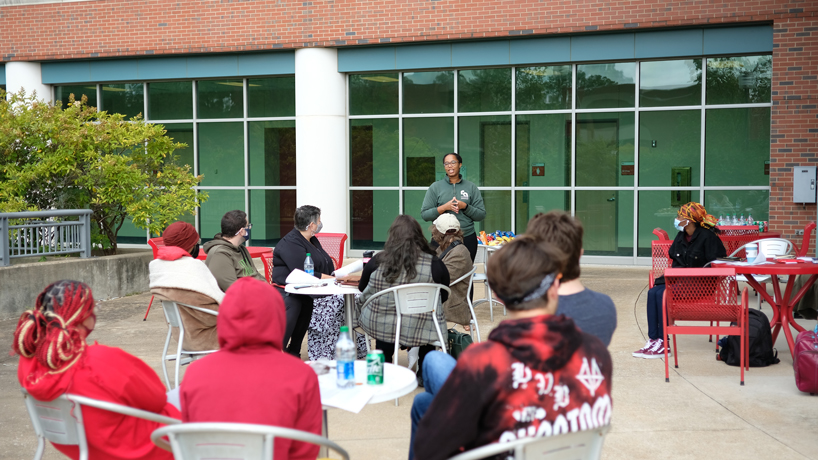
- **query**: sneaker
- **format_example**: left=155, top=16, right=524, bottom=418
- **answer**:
left=643, top=339, right=671, bottom=359
left=632, top=339, right=655, bottom=358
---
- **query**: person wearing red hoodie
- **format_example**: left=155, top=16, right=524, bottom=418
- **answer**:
left=412, top=237, right=613, bottom=460
left=14, top=280, right=180, bottom=460
left=180, top=277, right=322, bottom=460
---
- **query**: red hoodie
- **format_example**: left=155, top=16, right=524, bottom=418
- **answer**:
left=180, top=277, right=322, bottom=460
left=414, top=314, right=613, bottom=460
left=18, top=344, right=180, bottom=459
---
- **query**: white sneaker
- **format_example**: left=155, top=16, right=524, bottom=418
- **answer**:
left=632, top=339, right=655, bottom=358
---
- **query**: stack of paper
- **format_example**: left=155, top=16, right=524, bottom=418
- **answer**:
left=333, top=260, right=364, bottom=278
left=285, top=269, right=324, bottom=285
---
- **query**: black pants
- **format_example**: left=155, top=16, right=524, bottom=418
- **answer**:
left=278, top=288, right=315, bottom=356
left=463, top=232, right=477, bottom=262
left=376, top=340, right=435, bottom=376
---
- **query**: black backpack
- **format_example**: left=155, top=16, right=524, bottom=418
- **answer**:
left=719, top=309, right=780, bottom=367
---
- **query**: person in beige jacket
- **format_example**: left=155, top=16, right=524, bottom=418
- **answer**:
left=431, top=213, right=474, bottom=328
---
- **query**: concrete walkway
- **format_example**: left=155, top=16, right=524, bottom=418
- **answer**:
left=1, top=266, right=816, bottom=459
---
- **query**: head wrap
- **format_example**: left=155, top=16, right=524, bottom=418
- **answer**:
left=163, top=221, right=200, bottom=251
left=679, top=202, right=718, bottom=229
left=492, top=272, right=558, bottom=307
left=12, top=280, right=95, bottom=374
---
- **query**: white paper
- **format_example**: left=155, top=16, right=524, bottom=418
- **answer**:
left=749, top=251, right=766, bottom=265
left=285, top=269, right=322, bottom=285
left=333, top=260, right=364, bottom=278
left=317, top=373, right=378, bottom=413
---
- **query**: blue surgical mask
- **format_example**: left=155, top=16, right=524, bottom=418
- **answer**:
left=243, top=227, right=251, bottom=241
left=674, top=218, right=686, bottom=232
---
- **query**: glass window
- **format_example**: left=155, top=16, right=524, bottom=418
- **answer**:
left=639, top=110, right=701, bottom=186
left=640, top=59, right=702, bottom=107
left=576, top=63, right=636, bottom=109
left=403, top=117, right=454, bottom=186
left=705, top=108, right=770, bottom=186
left=349, top=73, right=399, bottom=116
left=515, top=66, right=572, bottom=111
left=458, top=115, right=511, bottom=187
left=163, top=123, right=195, bottom=170
left=576, top=190, right=634, bottom=256
left=705, top=190, right=769, bottom=224
left=403, top=71, right=454, bottom=114
left=706, top=55, right=772, bottom=105
left=403, top=190, right=434, bottom=241
left=516, top=114, right=571, bottom=187
left=458, top=68, right=511, bottom=113
left=55, top=85, right=97, bottom=109
left=576, top=112, right=635, bottom=187
left=148, top=81, right=192, bottom=120
left=101, top=83, right=144, bottom=118
left=474, top=190, right=512, bottom=235
left=515, top=191, right=569, bottom=234
left=200, top=190, right=245, bottom=240
left=116, top=217, right=147, bottom=244
left=350, top=118, right=399, bottom=187
left=198, top=122, right=244, bottom=186
left=249, top=189, right=296, bottom=245
left=350, top=190, right=399, bottom=249
left=248, top=121, right=296, bottom=187
left=197, top=80, right=244, bottom=119
left=248, top=76, right=295, bottom=118
left=637, top=190, right=700, bottom=256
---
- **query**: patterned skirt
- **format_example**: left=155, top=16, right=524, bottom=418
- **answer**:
left=308, top=294, right=369, bottom=361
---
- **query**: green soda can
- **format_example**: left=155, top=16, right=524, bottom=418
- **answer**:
left=367, top=350, right=385, bottom=385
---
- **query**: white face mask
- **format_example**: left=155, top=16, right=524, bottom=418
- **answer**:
left=674, top=218, right=687, bottom=232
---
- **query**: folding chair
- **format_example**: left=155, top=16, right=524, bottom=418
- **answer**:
left=152, top=422, right=348, bottom=460
left=450, top=266, right=481, bottom=342
left=22, top=388, right=180, bottom=460
left=447, top=425, right=611, bottom=460
left=161, top=301, right=219, bottom=390
left=663, top=268, right=749, bottom=385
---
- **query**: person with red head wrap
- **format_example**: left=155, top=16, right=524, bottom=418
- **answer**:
left=13, top=280, right=180, bottom=460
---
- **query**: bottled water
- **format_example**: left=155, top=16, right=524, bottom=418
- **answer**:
left=718, top=214, right=724, bottom=226
left=336, top=326, right=356, bottom=388
left=732, top=214, right=738, bottom=226
left=304, top=253, right=314, bottom=277
left=739, top=214, right=746, bottom=226
left=747, top=214, right=754, bottom=225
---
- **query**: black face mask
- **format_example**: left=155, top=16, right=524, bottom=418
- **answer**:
left=189, top=244, right=200, bottom=259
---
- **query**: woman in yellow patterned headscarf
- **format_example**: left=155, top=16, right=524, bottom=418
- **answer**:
left=677, top=202, right=719, bottom=230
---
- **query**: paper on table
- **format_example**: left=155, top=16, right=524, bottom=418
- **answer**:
left=317, top=374, right=378, bottom=413
left=285, top=269, right=322, bottom=285
left=749, top=251, right=767, bottom=265
left=333, top=260, right=364, bottom=278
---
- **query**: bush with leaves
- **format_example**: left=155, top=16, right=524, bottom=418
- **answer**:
left=0, top=89, right=207, bottom=254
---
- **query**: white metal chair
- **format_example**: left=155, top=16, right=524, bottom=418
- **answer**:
left=450, top=266, right=481, bottom=342
left=151, top=422, right=349, bottom=460
left=728, top=238, right=794, bottom=308
left=447, top=425, right=611, bottom=460
left=162, top=300, right=219, bottom=390
left=472, top=245, right=501, bottom=322
left=22, top=388, right=180, bottom=460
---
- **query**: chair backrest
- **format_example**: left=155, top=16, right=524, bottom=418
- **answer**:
left=383, top=283, right=451, bottom=316
left=663, top=268, right=742, bottom=322
left=652, top=228, right=670, bottom=241
left=148, top=237, right=165, bottom=259
left=151, top=422, right=349, bottom=460
left=22, top=390, right=86, bottom=453
left=651, top=240, right=673, bottom=280
left=447, top=425, right=610, bottom=460
left=162, top=300, right=183, bottom=328
left=315, top=233, right=347, bottom=270
left=718, top=229, right=761, bottom=258
left=261, top=251, right=274, bottom=284
left=795, top=221, right=816, bottom=257
left=474, top=245, right=488, bottom=265
left=757, top=238, right=793, bottom=257
left=451, top=267, right=477, bottom=288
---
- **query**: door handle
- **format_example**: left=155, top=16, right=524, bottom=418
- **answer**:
left=607, top=196, right=616, bottom=202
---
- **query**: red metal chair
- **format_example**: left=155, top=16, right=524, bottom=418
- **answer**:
left=315, top=233, right=347, bottom=271
left=261, top=251, right=274, bottom=284
left=649, top=229, right=673, bottom=289
left=794, top=221, right=816, bottom=257
left=662, top=268, right=749, bottom=385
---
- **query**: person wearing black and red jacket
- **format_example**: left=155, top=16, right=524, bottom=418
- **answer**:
left=411, top=236, right=613, bottom=460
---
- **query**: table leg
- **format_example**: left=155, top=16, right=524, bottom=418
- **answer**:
left=344, top=293, right=355, bottom=331
left=320, top=409, right=328, bottom=458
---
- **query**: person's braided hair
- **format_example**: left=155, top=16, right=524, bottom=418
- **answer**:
left=12, top=280, right=95, bottom=374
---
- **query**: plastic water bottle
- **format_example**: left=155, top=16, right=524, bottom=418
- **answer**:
left=732, top=214, right=738, bottom=225
left=336, top=326, right=356, bottom=388
left=304, top=253, right=314, bottom=277
left=718, top=214, right=724, bottom=226
left=739, top=214, right=746, bottom=226
left=747, top=214, right=754, bottom=225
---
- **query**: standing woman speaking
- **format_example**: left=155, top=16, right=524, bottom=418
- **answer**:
left=421, top=153, right=486, bottom=262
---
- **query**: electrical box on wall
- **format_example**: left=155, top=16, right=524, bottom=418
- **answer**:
left=793, top=166, right=817, bottom=203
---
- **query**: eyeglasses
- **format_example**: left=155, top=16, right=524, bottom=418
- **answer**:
left=443, top=161, right=459, bottom=166
left=246, top=223, right=253, bottom=229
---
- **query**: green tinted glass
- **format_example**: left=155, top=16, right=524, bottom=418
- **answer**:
left=640, top=59, right=702, bottom=107
left=474, top=190, right=511, bottom=235
left=458, top=115, right=511, bottom=187
left=706, top=55, right=772, bottom=105
left=249, top=189, right=296, bottom=245
left=576, top=190, right=634, bottom=256
left=200, top=190, right=245, bottom=240
left=515, top=66, right=572, bottom=111
left=575, top=112, right=635, bottom=186
left=198, top=122, right=244, bottom=186
left=197, top=80, right=244, bottom=119
left=705, top=108, right=770, bottom=186
left=576, top=63, right=636, bottom=109
left=148, top=81, right=192, bottom=120
left=403, top=190, right=433, bottom=242
left=116, top=216, right=147, bottom=244
left=163, top=123, right=195, bottom=170
left=516, top=114, right=571, bottom=186
left=458, top=68, right=511, bottom=113
left=403, top=117, right=454, bottom=186
left=705, top=190, right=769, bottom=225
left=639, top=110, right=701, bottom=186
left=248, top=77, right=295, bottom=118
left=248, top=120, right=296, bottom=186
left=637, top=190, right=700, bottom=256
left=350, top=118, right=399, bottom=186
left=55, top=85, right=97, bottom=109
left=403, top=71, right=454, bottom=114
left=101, top=83, right=144, bottom=118
left=350, top=190, right=399, bottom=249
left=349, top=73, right=399, bottom=115
left=515, top=191, right=569, bottom=234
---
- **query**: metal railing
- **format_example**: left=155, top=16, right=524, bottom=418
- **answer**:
left=0, top=210, right=92, bottom=267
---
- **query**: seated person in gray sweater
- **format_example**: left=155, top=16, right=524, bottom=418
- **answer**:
left=525, top=211, right=617, bottom=346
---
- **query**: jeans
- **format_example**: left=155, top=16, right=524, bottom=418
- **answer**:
left=646, top=284, right=666, bottom=340
left=409, top=351, right=457, bottom=460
